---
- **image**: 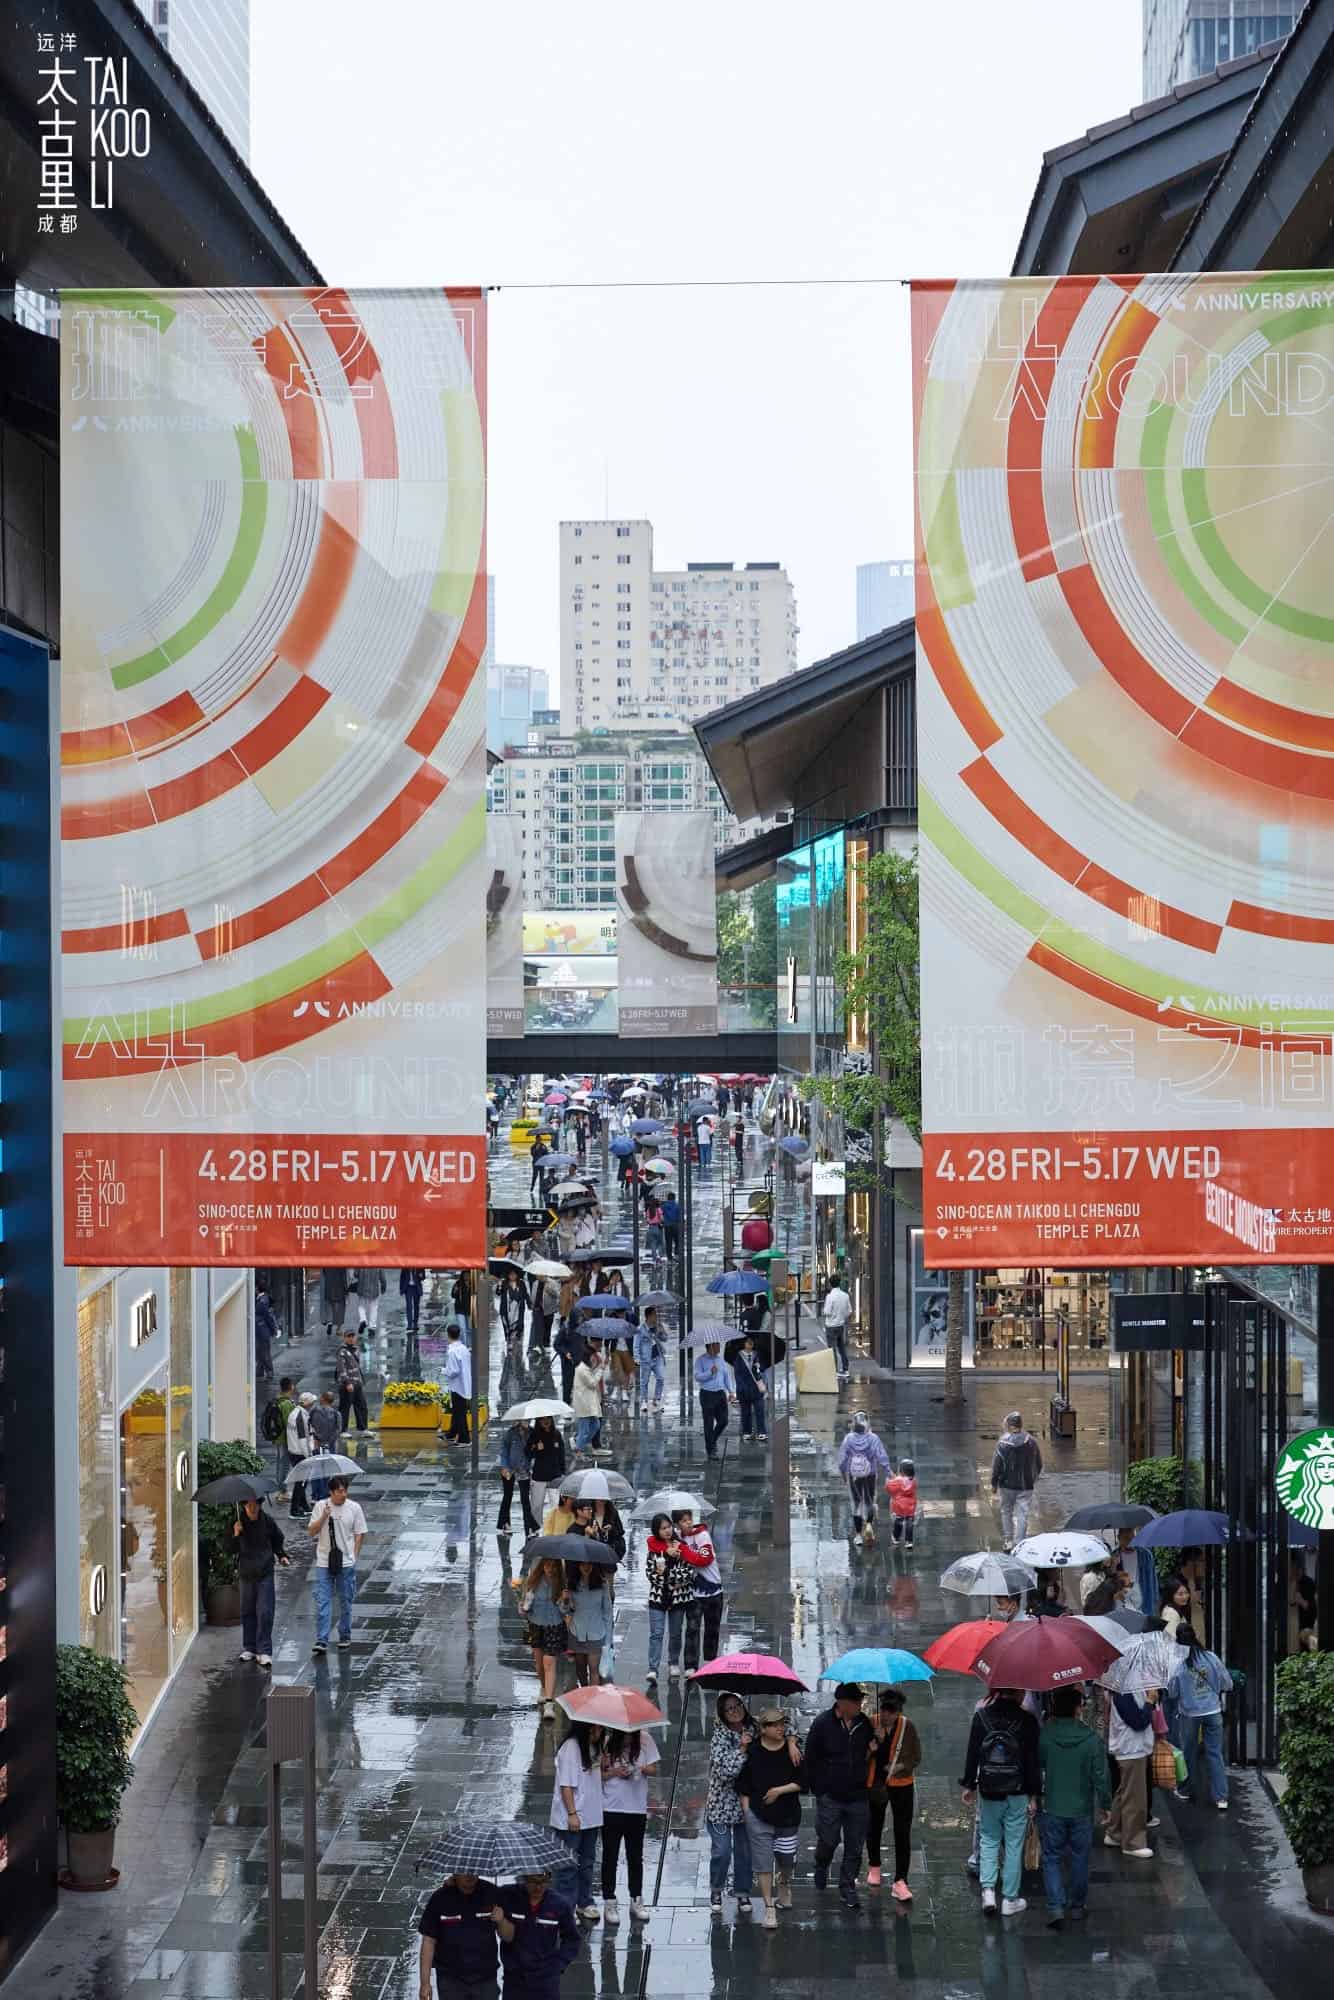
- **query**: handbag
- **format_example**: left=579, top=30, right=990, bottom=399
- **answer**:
left=1022, top=1818, right=1041, bottom=1872
left=1151, top=1704, right=1169, bottom=1737
left=1151, top=1736, right=1178, bottom=1789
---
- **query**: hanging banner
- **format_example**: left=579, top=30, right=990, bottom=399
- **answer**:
left=487, top=815, right=524, bottom=1038
left=61, top=288, right=488, bottom=1266
left=914, top=271, right=1334, bottom=1267
left=614, top=811, right=718, bottom=1036
left=521, top=910, right=617, bottom=956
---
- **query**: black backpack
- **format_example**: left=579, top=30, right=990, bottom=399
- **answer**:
left=261, top=1399, right=284, bottom=1442
left=977, top=1714, right=1024, bottom=1797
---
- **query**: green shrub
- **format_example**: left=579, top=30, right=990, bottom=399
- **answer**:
left=1276, top=1651, right=1334, bottom=1872
left=1125, top=1455, right=1201, bottom=1582
left=197, top=1437, right=266, bottom=1589
left=56, top=1644, right=138, bottom=1831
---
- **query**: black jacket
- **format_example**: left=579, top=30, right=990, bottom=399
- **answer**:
left=235, top=1510, right=285, bottom=1582
left=803, top=1708, right=876, bottom=1803
left=961, top=1697, right=1042, bottom=1798
left=256, top=1294, right=278, bottom=1342
left=524, top=1426, right=567, bottom=1483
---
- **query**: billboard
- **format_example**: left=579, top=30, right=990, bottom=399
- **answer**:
left=522, top=910, right=617, bottom=956
left=61, top=288, right=488, bottom=1265
left=615, top=811, right=718, bottom=1036
left=487, top=815, right=524, bottom=1037
left=914, top=271, right=1334, bottom=1266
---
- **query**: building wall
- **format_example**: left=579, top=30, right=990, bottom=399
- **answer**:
left=1142, top=0, right=1294, bottom=97
left=136, top=0, right=252, bottom=159
left=855, top=560, right=914, bottom=640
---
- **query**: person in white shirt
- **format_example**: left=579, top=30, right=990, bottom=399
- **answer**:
left=572, top=1343, right=606, bottom=1456
left=599, top=1728, right=659, bottom=1925
left=550, top=1720, right=605, bottom=1921
left=443, top=1324, right=473, bottom=1445
left=286, top=1392, right=317, bottom=1520
left=308, top=1476, right=366, bottom=1654
left=822, top=1281, right=854, bottom=1379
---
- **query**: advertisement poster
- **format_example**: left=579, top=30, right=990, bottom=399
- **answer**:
left=522, top=910, right=617, bottom=956
left=487, top=815, right=524, bottom=1038
left=61, top=288, right=488, bottom=1265
left=914, top=271, right=1334, bottom=1267
left=615, top=811, right=718, bottom=1036
left=909, top=1229, right=975, bottom=1367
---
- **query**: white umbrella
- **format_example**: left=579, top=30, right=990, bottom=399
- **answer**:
left=549, top=1181, right=593, bottom=1199
left=939, top=1552, right=1038, bottom=1597
left=632, top=1488, right=717, bottom=1520
left=287, top=1453, right=361, bottom=1484
left=525, top=1258, right=573, bottom=1280
left=1012, top=1531, right=1110, bottom=1570
left=1072, top=1614, right=1139, bottom=1656
left=642, top=1158, right=676, bottom=1176
left=499, top=1398, right=573, bottom=1423
left=1096, top=1631, right=1180, bottom=1693
left=559, top=1468, right=637, bottom=1504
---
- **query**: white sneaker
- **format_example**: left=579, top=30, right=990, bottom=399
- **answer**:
left=981, top=1888, right=997, bottom=1915
left=1001, top=1897, right=1027, bottom=1916
left=1146, top=1816, right=1160, bottom=1829
left=761, top=1904, right=778, bottom=1929
left=542, top=1700, right=556, bottom=1720
left=1216, top=1799, right=1229, bottom=1811
left=629, top=1900, right=651, bottom=1921
left=1102, top=1832, right=1120, bottom=1846
left=603, top=1899, right=620, bottom=1926
left=577, top=1903, right=601, bottom=1923
left=1123, top=1846, right=1154, bottom=1858
left=257, top=1654, right=272, bottom=1667
left=239, top=1650, right=255, bottom=1661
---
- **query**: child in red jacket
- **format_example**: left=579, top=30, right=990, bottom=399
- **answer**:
left=885, top=1459, right=918, bottom=1547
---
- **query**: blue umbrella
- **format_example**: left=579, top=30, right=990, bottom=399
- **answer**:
left=578, top=1316, right=632, bottom=1340
left=777, top=1135, right=809, bottom=1156
left=818, top=1647, right=934, bottom=1687
left=684, top=1098, right=716, bottom=1117
left=707, top=1270, right=770, bottom=1296
left=609, top=1136, right=636, bottom=1157
left=1287, top=1516, right=1318, bottom=1549
left=630, top=1119, right=665, bottom=1138
left=1132, top=1510, right=1253, bottom=1547
left=571, top=1294, right=633, bottom=1316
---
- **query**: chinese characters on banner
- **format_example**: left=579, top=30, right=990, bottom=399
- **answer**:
left=913, top=272, right=1334, bottom=1267
left=61, top=289, right=488, bottom=1265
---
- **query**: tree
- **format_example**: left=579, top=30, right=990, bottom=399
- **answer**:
left=715, top=879, right=778, bottom=1027
left=803, top=848, right=967, bottom=1404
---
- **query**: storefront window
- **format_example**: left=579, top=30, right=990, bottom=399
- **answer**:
left=121, top=1373, right=170, bottom=1727
left=974, top=1268, right=1111, bottom=1371
left=77, top=1283, right=117, bottom=1655
left=169, top=1269, right=197, bottom=1669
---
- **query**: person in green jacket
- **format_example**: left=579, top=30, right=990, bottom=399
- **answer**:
left=1038, top=1687, right=1112, bottom=1929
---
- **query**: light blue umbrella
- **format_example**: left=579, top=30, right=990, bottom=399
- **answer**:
left=818, top=1647, right=934, bottom=1686
left=609, top=1136, right=636, bottom=1157
left=630, top=1119, right=665, bottom=1137
left=777, top=1135, right=809, bottom=1157
left=707, top=1270, right=770, bottom=1296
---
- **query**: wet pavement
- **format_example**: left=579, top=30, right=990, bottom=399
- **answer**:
left=22, top=1118, right=1329, bottom=1998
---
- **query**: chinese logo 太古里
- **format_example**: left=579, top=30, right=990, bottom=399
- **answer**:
left=1275, top=1428, right=1334, bottom=1532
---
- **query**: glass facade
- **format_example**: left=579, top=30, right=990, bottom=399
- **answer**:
left=121, top=1374, right=171, bottom=1725
left=169, top=1267, right=196, bottom=1670
left=77, top=1286, right=117, bottom=1656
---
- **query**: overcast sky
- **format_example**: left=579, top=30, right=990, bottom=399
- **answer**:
left=252, top=2, right=1142, bottom=690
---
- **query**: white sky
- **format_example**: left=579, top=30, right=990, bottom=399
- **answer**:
left=252, top=1, right=1142, bottom=693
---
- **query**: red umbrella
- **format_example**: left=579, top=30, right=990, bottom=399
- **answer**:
left=688, top=1652, right=808, bottom=1694
left=973, top=1617, right=1118, bottom=1691
left=923, top=1619, right=1009, bottom=1675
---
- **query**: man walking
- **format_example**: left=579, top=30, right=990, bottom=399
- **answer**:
left=308, top=1475, right=366, bottom=1655
left=336, top=1329, right=369, bottom=1434
left=694, top=1341, right=734, bottom=1460
left=255, top=1288, right=278, bottom=1382
left=991, top=1411, right=1043, bottom=1547
left=443, top=1324, right=473, bottom=1445
left=821, top=1276, right=853, bottom=1379
left=233, top=1497, right=289, bottom=1668
left=805, top=1683, right=876, bottom=1911
left=285, top=1391, right=317, bottom=1519
left=661, top=1191, right=681, bottom=1266
left=399, top=1268, right=424, bottom=1334
left=270, top=1377, right=298, bottom=1488
left=635, top=1307, right=666, bottom=1411
left=307, top=1390, right=341, bottom=1501
left=961, top=1683, right=1041, bottom=1916
left=1038, top=1686, right=1111, bottom=1928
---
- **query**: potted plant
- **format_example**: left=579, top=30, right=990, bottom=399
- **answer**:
left=196, top=1437, right=267, bottom=1624
left=1276, top=1650, right=1334, bottom=1913
left=56, top=1644, right=138, bottom=1888
left=380, top=1379, right=444, bottom=1430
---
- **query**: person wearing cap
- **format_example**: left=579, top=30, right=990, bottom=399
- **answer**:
left=494, top=1871, right=581, bottom=1997
left=991, top=1411, right=1043, bottom=1549
left=418, top=1868, right=501, bottom=1999
left=736, top=1706, right=807, bottom=1928
left=804, top=1683, right=875, bottom=1910
left=286, top=1391, right=318, bottom=1520
left=835, top=1413, right=890, bottom=1547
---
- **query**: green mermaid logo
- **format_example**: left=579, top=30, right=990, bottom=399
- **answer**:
left=1275, top=1429, right=1334, bottom=1531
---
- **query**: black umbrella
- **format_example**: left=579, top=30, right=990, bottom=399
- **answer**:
left=725, top=1330, right=786, bottom=1370
left=417, top=1822, right=575, bottom=1878
left=522, top=1533, right=618, bottom=1568
left=489, top=1255, right=527, bottom=1277
left=1065, top=1502, right=1159, bottom=1532
left=569, top=1248, right=634, bottom=1265
left=191, top=1473, right=280, bottom=1505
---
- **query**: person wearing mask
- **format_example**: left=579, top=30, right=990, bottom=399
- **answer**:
left=1030, top=1570, right=1068, bottom=1618
left=571, top=1343, right=606, bottom=1457
left=499, top=1271, right=527, bottom=1350
left=865, top=1689, right=921, bottom=1898
left=737, top=1707, right=807, bottom=1929
left=1166, top=1628, right=1232, bottom=1808
left=675, top=1507, right=726, bottom=1673
left=442, top=1325, right=473, bottom=1445
left=805, top=1683, right=875, bottom=1911
left=549, top=1718, right=604, bottom=1923
left=255, top=1288, right=277, bottom=1382
left=1038, top=1685, right=1111, bottom=1928
left=634, top=1309, right=667, bottom=1412
left=493, top=1872, right=580, bottom=1998
left=307, top=1390, right=341, bottom=1502
left=644, top=1512, right=695, bottom=1687
left=232, top=1497, right=290, bottom=1667
left=308, top=1475, right=366, bottom=1655
left=1105, top=1683, right=1159, bottom=1856
left=286, top=1391, right=317, bottom=1520
left=1115, top=1524, right=1159, bottom=1616
left=599, top=1727, right=658, bottom=1926
left=399, top=1269, right=425, bottom=1336
left=733, top=1334, right=768, bottom=1442
left=498, top=1420, right=538, bottom=1536
left=705, top=1692, right=755, bottom=1917
left=562, top=1559, right=613, bottom=1686
left=336, top=1329, right=369, bottom=1435
left=694, top=1341, right=734, bottom=1460
left=886, top=1458, right=919, bottom=1549
left=519, top=1556, right=568, bottom=1721
left=417, top=1868, right=500, bottom=2000
left=523, top=1416, right=566, bottom=1527
left=821, top=1277, right=854, bottom=1380
left=960, top=1683, right=1041, bottom=1916
left=990, top=1411, right=1043, bottom=1548
left=836, top=1412, right=890, bottom=1546
left=452, top=1271, right=474, bottom=1345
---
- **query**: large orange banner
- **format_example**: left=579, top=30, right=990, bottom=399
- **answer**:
left=914, top=273, right=1334, bottom=1267
left=61, top=289, right=487, bottom=1265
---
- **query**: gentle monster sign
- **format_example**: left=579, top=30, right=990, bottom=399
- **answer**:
left=61, top=287, right=488, bottom=1265
left=912, top=272, right=1334, bottom=1266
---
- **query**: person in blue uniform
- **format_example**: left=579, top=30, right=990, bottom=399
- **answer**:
left=493, top=1873, right=581, bottom=1998
left=417, top=1871, right=500, bottom=1999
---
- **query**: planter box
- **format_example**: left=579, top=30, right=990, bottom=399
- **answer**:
left=1303, top=1862, right=1334, bottom=1915
left=379, top=1401, right=443, bottom=1429
left=127, top=1413, right=166, bottom=1435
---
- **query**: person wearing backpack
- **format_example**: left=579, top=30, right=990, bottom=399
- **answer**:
left=960, top=1685, right=1041, bottom=1916
left=835, top=1413, right=890, bottom=1547
left=262, top=1377, right=295, bottom=1480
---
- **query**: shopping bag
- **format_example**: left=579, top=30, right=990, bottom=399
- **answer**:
left=1022, top=1818, right=1041, bottom=1872
left=1152, top=1736, right=1179, bottom=1789
left=1172, top=1745, right=1188, bottom=1786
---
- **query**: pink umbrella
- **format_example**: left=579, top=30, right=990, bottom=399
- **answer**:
left=555, top=1685, right=667, bottom=1730
left=688, top=1653, right=808, bottom=1694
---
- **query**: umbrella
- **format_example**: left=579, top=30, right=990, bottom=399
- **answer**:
left=557, top=1195, right=599, bottom=1213
left=689, top=1653, right=808, bottom=1694
left=578, top=1316, right=633, bottom=1341
left=777, top=1136, right=809, bottom=1156
left=540, top=1153, right=580, bottom=1170
left=725, top=1330, right=786, bottom=1371
left=1012, top=1531, right=1110, bottom=1570
left=630, top=1119, right=665, bottom=1137
left=609, top=1136, right=637, bottom=1157
left=633, top=1488, right=716, bottom=1520
left=559, top=1468, right=637, bottom=1504
left=1107, top=1606, right=1152, bottom=1633
left=525, top=1258, right=574, bottom=1280
left=707, top=1270, right=770, bottom=1296
left=741, top=1073, right=767, bottom=1083
left=939, top=1552, right=1038, bottom=1597
left=569, top=1248, right=634, bottom=1266
left=974, top=1617, right=1119, bottom=1691
left=1072, top=1615, right=1140, bottom=1655
left=680, top=1321, right=734, bottom=1347
left=642, top=1158, right=676, bottom=1177
left=556, top=1685, right=666, bottom=1730
left=544, top=1091, right=568, bottom=1104
left=572, top=1294, right=633, bottom=1316
left=288, top=1453, right=362, bottom=1484
left=550, top=1180, right=594, bottom=1200
left=489, top=1255, right=527, bottom=1277
left=1065, top=1502, right=1160, bottom=1531
left=635, top=1291, right=679, bottom=1310
left=1132, top=1510, right=1253, bottom=1547
left=500, top=1398, right=574, bottom=1422
left=922, top=1620, right=1009, bottom=1674
left=521, top=1533, right=618, bottom=1568
left=416, top=1822, right=575, bottom=1879
left=191, top=1472, right=280, bottom=1505
left=818, top=1648, right=934, bottom=1686
left=1097, top=1630, right=1181, bottom=1694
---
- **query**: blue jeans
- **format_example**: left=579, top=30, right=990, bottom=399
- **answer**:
left=978, top=1794, right=1029, bottom=1899
left=240, top=1572, right=275, bottom=1656
left=639, top=1357, right=666, bottom=1405
left=308, top=1477, right=329, bottom=1503
left=738, top=1393, right=766, bottom=1437
left=560, top=1824, right=599, bottom=1907
left=1038, top=1811, right=1092, bottom=1914
left=314, top=1565, right=358, bottom=1643
left=648, top=1603, right=685, bottom=1674
left=1183, top=1710, right=1228, bottom=1803
left=708, top=1818, right=752, bottom=1894
left=575, top=1416, right=601, bottom=1451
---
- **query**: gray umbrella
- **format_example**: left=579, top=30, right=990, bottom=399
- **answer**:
left=287, top=1453, right=362, bottom=1484
left=417, top=1822, right=575, bottom=1878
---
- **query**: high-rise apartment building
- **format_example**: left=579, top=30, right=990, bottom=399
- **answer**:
left=1142, top=1, right=1294, bottom=99
left=856, top=560, right=916, bottom=640
left=136, top=0, right=251, bottom=159
left=560, top=521, right=798, bottom=734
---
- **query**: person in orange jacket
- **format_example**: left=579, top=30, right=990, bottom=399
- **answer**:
left=885, top=1458, right=919, bottom=1548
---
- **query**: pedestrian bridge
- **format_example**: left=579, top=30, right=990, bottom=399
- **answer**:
left=486, top=985, right=778, bottom=1076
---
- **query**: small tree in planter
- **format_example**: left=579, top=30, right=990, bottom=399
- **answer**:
left=196, top=1437, right=267, bottom=1623
left=1276, top=1650, right=1334, bottom=1913
left=56, top=1644, right=138, bottom=1887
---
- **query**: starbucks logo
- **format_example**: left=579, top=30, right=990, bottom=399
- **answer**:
left=1275, top=1429, right=1334, bottom=1531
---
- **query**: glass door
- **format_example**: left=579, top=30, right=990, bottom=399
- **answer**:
left=120, top=1371, right=171, bottom=1729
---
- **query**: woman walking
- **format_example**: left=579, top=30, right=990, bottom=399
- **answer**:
left=523, top=1415, right=566, bottom=1526
left=865, top=1689, right=920, bottom=1898
left=705, top=1692, right=755, bottom=1917
left=572, top=1343, right=606, bottom=1457
left=836, top=1412, right=891, bottom=1547
left=498, top=1418, right=538, bottom=1535
left=736, top=1706, right=807, bottom=1928
left=550, top=1718, right=605, bottom=1924
left=563, top=1559, right=613, bottom=1686
left=520, top=1556, right=569, bottom=1721
left=645, top=1511, right=694, bottom=1688
left=1166, top=1627, right=1233, bottom=1808
left=600, top=1727, right=659, bottom=1926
